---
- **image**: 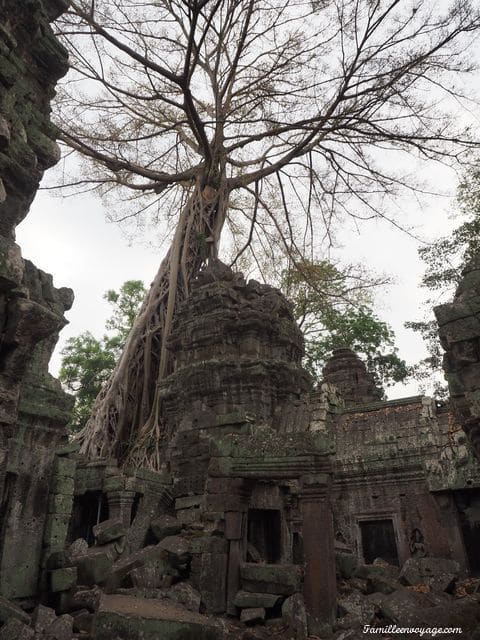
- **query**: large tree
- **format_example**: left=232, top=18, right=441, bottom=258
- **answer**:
left=55, top=0, right=480, bottom=467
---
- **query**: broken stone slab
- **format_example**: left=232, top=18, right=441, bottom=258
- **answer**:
left=0, top=595, right=30, bottom=625
left=93, top=518, right=127, bottom=545
left=234, top=591, right=281, bottom=609
left=282, top=593, right=308, bottom=640
left=337, top=592, right=376, bottom=625
left=91, top=594, right=224, bottom=639
left=0, top=618, right=34, bottom=640
left=150, top=515, right=182, bottom=541
left=166, top=582, right=202, bottom=612
left=240, top=563, right=302, bottom=596
left=45, top=614, right=73, bottom=640
left=240, top=607, right=266, bottom=625
left=32, top=604, right=57, bottom=633
left=399, top=557, right=460, bottom=592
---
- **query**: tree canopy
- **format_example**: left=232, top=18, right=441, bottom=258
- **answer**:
left=53, top=0, right=480, bottom=467
left=282, top=259, right=408, bottom=388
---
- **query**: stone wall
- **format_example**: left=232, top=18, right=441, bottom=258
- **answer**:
left=0, top=0, right=72, bottom=601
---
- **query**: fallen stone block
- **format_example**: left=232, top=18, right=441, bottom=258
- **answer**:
left=32, top=604, right=57, bottom=632
left=150, top=515, right=182, bottom=541
left=0, top=618, right=34, bottom=639
left=282, top=593, right=307, bottom=640
left=240, top=607, right=266, bottom=625
left=0, top=595, right=30, bottom=625
left=240, top=563, right=302, bottom=596
left=234, top=591, right=281, bottom=609
left=91, top=594, right=223, bottom=639
left=93, top=518, right=127, bottom=545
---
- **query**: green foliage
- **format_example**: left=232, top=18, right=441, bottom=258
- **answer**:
left=282, top=260, right=409, bottom=390
left=59, top=280, right=146, bottom=432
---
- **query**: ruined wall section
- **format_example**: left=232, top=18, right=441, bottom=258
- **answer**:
left=435, top=256, right=480, bottom=460
left=0, top=0, right=73, bottom=600
left=0, top=0, right=70, bottom=432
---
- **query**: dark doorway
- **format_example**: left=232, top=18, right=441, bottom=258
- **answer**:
left=461, top=524, right=480, bottom=575
left=67, top=491, right=109, bottom=546
left=248, top=509, right=281, bottom=563
left=454, top=489, right=480, bottom=576
left=359, top=518, right=399, bottom=566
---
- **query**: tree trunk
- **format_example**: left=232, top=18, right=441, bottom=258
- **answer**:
left=78, top=181, right=227, bottom=468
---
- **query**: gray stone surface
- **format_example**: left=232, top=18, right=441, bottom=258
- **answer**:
left=93, top=519, right=127, bottom=545
left=399, top=557, right=460, bottom=592
left=282, top=593, right=308, bottom=640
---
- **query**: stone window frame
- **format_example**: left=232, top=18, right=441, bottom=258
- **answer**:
left=353, top=510, right=402, bottom=566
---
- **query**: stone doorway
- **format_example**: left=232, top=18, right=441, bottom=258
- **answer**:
left=67, top=491, right=109, bottom=545
left=359, top=518, right=399, bottom=566
left=247, top=508, right=281, bottom=563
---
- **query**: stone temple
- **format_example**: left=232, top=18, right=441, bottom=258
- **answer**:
left=1, top=2, right=480, bottom=639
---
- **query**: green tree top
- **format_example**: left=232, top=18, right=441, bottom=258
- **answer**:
left=281, top=260, right=409, bottom=390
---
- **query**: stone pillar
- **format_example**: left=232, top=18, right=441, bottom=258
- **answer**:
left=299, top=475, right=336, bottom=635
left=107, top=491, right=136, bottom=525
left=223, top=484, right=250, bottom=615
